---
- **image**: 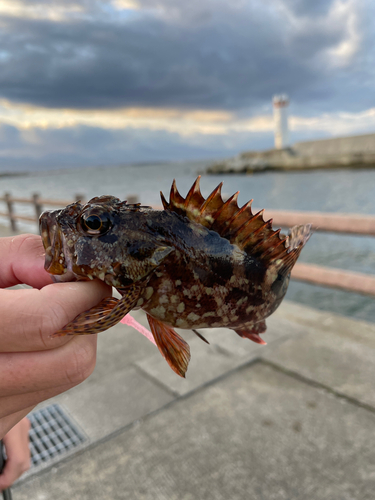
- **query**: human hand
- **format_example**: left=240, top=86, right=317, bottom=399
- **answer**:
left=0, top=234, right=111, bottom=439
left=0, top=417, right=31, bottom=490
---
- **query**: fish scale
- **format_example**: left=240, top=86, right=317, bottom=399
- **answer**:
left=40, top=177, right=311, bottom=377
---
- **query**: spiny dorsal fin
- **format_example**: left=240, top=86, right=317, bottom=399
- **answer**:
left=161, top=177, right=311, bottom=269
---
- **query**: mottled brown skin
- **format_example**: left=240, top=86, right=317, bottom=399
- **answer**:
left=137, top=210, right=287, bottom=332
left=40, top=178, right=311, bottom=376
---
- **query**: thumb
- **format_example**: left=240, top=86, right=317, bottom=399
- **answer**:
left=0, top=234, right=52, bottom=289
left=0, top=280, right=112, bottom=352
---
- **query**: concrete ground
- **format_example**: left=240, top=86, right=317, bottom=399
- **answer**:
left=2, top=225, right=375, bottom=499
left=11, top=301, right=375, bottom=500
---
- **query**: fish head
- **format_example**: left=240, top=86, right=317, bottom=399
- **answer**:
left=39, top=195, right=132, bottom=287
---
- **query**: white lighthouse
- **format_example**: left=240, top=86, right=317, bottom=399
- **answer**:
left=273, top=94, right=289, bottom=149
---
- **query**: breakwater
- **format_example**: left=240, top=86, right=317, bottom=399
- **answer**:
left=207, top=132, right=375, bottom=174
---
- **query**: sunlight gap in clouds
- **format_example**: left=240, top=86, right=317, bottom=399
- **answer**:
left=112, top=0, right=140, bottom=9
left=0, top=100, right=235, bottom=136
left=290, top=108, right=375, bottom=136
left=1, top=99, right=375, bottom=140
left=0, top=0, right=85, bottom=21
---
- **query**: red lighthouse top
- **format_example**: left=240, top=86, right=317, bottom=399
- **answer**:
left=273, top=94, right=289, bottom=108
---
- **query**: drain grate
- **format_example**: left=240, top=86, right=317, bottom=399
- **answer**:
left=29, top=404, right=87, bottom=467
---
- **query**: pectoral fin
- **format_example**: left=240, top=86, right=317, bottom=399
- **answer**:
left=126, top=243, right=174, bottom=282
left=52, top=284, right=141, bottom=337
left=147, top=314, right=191, bottom=378
left=234, top=320, right=267, bottom=345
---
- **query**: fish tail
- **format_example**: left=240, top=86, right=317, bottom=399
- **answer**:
left=277, top=224, right=312, bottom=276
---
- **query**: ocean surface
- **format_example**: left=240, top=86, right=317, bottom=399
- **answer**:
left=1, top=161, right=374, bottom=324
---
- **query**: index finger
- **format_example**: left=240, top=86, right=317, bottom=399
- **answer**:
left=0, top=234, right=52, bottom=289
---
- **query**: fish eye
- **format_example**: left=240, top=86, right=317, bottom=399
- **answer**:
left=81, top=213, right=112, bottom=235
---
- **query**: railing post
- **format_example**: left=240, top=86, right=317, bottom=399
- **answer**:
left=4, top=192, right=17, bottom=232
left=32, top=193, right=43, bottom=221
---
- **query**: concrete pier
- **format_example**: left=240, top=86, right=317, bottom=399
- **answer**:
left=11, top=301, right=375, bottom=500
left=207, top=132, right=375, bottom=174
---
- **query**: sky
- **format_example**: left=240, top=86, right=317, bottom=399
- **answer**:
left=0, top=0, right=374, bottom=171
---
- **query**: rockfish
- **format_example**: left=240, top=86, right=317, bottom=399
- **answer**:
left=39, top=177, right=311, bottom=377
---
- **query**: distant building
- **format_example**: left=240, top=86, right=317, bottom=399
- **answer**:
left=273, top=95, right=289, bottom=149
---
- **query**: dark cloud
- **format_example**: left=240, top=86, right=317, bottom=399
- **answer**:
left=0, top=0, right=368, bottom=114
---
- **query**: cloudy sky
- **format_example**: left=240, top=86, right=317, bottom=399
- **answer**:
left=0, top=0, right=374, bottom=170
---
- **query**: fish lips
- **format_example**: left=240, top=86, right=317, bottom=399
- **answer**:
left=39, top=211, right=67, bottom=275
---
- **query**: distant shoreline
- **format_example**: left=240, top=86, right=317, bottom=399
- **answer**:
left=0, top=172, right=30, bottom=178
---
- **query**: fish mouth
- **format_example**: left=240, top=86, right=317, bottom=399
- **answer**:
left=39, top=211, right=67, bottom=275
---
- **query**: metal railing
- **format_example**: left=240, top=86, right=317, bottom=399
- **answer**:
left=0, top=194, right=83, bottom=232
left=0, top=193, right=139, bottom=232
left=0, top=193, right=374, bottom=297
